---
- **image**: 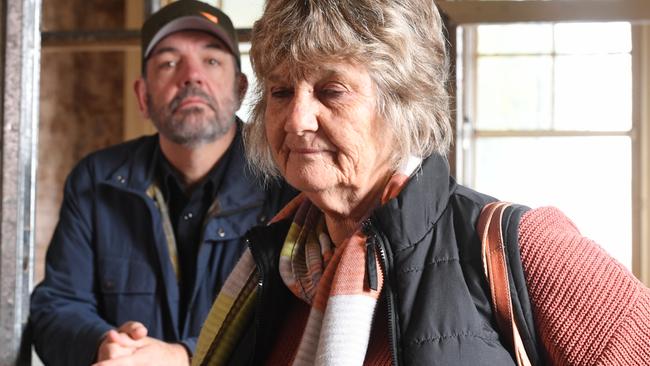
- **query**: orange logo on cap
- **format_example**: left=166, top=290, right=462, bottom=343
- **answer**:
left=201, top=12, right=219, bottom=24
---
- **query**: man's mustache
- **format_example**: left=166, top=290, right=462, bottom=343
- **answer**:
left=169, top=86, right=217, bottom=113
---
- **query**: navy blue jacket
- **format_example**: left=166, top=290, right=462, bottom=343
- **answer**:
left=29, top=127, right=295, bottom=366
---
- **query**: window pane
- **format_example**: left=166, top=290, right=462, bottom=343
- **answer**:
left=221, top=0, right=265, bottom=28
left=476, top=56, right=552, bottom=130
left=554, top=54, right=632, bottom=131
left=554, top=22, right=632, bottom=54
left=474, top=136, right=631, bottom=268
left=238, top=43, right=254, bottom=122
left=477, top=24, right=553, bottom=54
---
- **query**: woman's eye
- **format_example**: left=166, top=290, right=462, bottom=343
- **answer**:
left=318, top=82, right=348, bottom=99
left=270, top=88, right=293, bottom=99
left=319, top=86, right=346, bottom=99
left=321, top=88, right=343, bottom=97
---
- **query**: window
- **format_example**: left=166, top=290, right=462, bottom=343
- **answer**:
left=220, top=0, right=265, bottom=28
left=213, top=0, right=265, bottom=123
left=238, top=42, right=255, bottom=122
left=457, top=22, right=633, bottom=267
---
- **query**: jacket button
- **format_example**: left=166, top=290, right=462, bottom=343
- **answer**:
left=104, top=280, right=115, bottom=290
left=116, top=175, right=126, bottom=184
left=218, top=228, right=226, bottom=238
left=258, top=215, right=267, bottom=223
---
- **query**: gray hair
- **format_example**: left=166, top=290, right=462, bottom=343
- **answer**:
left=245, top=0, right=452, bottom=178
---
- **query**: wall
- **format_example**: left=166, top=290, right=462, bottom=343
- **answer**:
left=37, top=0, right=126, bottom=282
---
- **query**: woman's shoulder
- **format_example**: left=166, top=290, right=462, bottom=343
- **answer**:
left=448, top=183, right=498, bottom=212
left=519, top=206, right=581, bottom=242
left=517, top=206, right=649, bottom=365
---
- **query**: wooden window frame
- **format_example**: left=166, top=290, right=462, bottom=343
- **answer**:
left=438, top=0, right=650, bottom=284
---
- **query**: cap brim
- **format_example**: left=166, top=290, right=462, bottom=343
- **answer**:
left=144, top=16, right=237, bottom=59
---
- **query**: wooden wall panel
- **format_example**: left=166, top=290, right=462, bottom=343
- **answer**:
left=36, top=1, right=126, bottom=282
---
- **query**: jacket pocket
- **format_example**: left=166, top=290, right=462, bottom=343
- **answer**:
left=98, top=257, right=157, bottom=327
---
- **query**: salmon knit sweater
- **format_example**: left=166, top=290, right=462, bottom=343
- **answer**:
left=519, top=207, right=650, bottom=365
left=267, top=207, right=650, bottom=365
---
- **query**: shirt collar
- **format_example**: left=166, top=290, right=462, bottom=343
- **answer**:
left=156, top=142, right=234, bottom=202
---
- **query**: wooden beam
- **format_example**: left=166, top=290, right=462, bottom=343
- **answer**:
left=437, top=0, right=650, bottom=24
left=0, top=0, right=41, bottom=363
left=632, top=24, right=650, bottom=285
left=41, top=30, right=140, bottom=52
left=41, top=29, right=251, bottom=52
left=123, top=0, right=155, bottom=141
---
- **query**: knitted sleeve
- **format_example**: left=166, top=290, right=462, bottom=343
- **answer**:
left=518, top=207, right=650, bottom=365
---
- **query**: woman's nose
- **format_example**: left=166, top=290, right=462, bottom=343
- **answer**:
left=285, top=91, right=318, bottom=135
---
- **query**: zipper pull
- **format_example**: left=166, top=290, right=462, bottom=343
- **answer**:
left=365, top=234, right=378, bottom=291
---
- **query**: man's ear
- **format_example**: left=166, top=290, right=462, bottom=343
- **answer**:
left=236, top=73, right=249, bottom=110
left=134, top=78, right=150, bottom=119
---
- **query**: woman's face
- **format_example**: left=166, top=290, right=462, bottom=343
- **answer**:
left=264, top=62, right=394, bottom=204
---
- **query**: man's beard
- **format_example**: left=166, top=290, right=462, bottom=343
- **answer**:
left=148, top=84, right=239, bottom=148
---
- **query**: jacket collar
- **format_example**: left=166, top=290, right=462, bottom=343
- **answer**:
left=372, top=154, right=456, bottom=251
left=100, top=134, right=159, bottom=192
left=103, top=120, right=266, bottom=213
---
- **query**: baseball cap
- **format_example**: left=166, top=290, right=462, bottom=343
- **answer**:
left=140, top=0, right=240, bottom=70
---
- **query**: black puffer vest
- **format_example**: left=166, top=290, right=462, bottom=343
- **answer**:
left=233, top=155, right=544, bottom=365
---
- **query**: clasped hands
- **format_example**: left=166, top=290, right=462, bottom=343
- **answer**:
left=92, top=321, right=190, bottom=366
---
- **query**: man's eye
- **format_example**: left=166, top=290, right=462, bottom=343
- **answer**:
left=159, top=60, right=177, bottom=69
left=207, top=58, right=221, bottom=66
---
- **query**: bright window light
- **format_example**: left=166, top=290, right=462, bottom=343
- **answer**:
left=461, top=22, right=633, bottom=267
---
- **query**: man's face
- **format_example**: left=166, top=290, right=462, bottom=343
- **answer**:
left=136, top=30, right=247, bottom=148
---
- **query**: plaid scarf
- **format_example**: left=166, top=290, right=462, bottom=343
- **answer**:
left=193, top=157, right=421, bottom=366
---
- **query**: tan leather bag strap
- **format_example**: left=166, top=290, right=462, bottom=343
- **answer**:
left=477, top=202, right=532, bottom=366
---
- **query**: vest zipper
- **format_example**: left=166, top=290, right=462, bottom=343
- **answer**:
left=363, top=218, right=400, bottom=366
left=365, top=234, right=379, bottom=291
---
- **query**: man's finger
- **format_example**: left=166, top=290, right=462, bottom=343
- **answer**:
left=103, top=342, right=136, bottom=360
left=105, top=330, right=141, bottom=348
left=117, top=321, right=148, bottom=340
left=96, top=331, right=138, bottom=362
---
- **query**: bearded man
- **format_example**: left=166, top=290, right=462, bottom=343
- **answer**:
left=29, top=2, right=295, bottom=365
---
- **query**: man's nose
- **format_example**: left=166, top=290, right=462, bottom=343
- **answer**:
left=179, top=58, right=204, bottom=87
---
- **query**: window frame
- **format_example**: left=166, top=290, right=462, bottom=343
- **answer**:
left=438, top=0, right=650, bottom=284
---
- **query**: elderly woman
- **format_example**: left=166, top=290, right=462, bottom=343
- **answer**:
left=192, top=0, right=650, bottom=365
